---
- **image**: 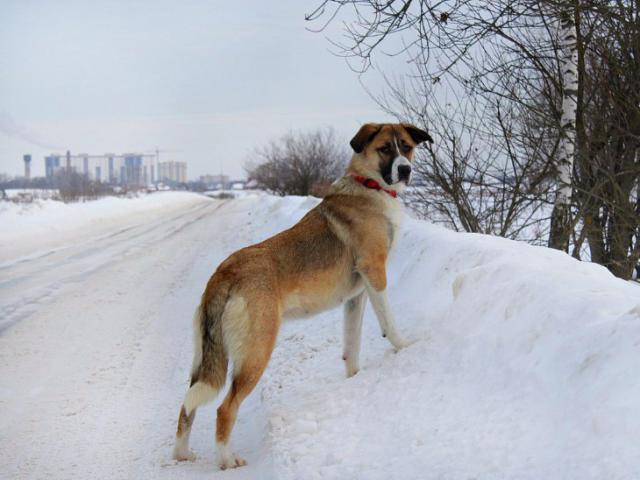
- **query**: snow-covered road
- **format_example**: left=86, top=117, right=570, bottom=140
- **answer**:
left=0, top=195, right=282, bottom=479
left=1, top=192, right=639, bottom=480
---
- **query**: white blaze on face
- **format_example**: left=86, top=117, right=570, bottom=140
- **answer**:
left=391, top=138, right=412, bottom=184
left=391, top=156, right=411, bottom=184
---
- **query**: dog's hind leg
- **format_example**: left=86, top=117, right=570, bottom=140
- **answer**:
left=343, top=291, right=367, bottom=377
left=173, top=297, right=229, bottom=462
left=174, top=376, right=225, bottom=461
left=215, top=299, right=280, bottom=470
left=173, top=386, right=198, bottom=461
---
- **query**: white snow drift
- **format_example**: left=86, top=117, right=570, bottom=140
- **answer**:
left=0, top=192, right=638, bottom=480
left=0, top=191, right=206, bottom=262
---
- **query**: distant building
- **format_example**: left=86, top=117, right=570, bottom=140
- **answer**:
left=200, top=174, right=230, bottom=188
left=45, top=155, right=62, bottom=178
left=105, top=154, right=119, bottom=183
left=43, top=151, right=155, bottom=186
left=159, top=161, right=187, bottom=184
left=23, top=154, right=32, bottom=179
left=123, top=154, right=145, bottom=187
left=79, top=153, right=90, bottom=176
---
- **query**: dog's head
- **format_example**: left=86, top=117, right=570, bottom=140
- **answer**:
left=348, top=123, right=432, bottom=191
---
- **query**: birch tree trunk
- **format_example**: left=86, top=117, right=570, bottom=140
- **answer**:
left=549, top=3, right=579, bottom=251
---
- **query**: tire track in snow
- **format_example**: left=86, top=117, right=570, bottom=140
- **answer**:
left=0, top=201, right=226, bottom=333
left=0, top=195, right=275, bottom=480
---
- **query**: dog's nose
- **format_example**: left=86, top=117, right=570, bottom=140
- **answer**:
left=398, top=164, right=411, bottom=182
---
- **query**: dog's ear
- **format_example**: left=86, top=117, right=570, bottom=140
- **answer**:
left=350, top=123, right=382, bottom=153
left=401, top=123, right=433, bottom=145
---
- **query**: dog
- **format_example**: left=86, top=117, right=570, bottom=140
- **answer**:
left=172, top=122, right=433, bottom=469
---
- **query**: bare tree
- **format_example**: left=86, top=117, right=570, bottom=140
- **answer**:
left=246, top=128, right=349, bottom=197
left=307, top=0, right=640, bottom=278
left=308, top=0, right=567, bottom=240
left=54, top=169, right=114, bottom=202
left=569, top=3, right=640, bottom=278
left=548, top=3, right=580, bottom=251
left=379, top=75, right=554, bottom=241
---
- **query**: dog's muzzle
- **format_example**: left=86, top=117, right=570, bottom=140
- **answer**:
left=391, top=156, right=412, bottom=184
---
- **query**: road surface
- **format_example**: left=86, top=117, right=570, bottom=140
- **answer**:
left=0, top=197, right=275, bottom=479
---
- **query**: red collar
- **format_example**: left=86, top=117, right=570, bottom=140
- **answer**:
left=351, top=175, right=397, bottom=198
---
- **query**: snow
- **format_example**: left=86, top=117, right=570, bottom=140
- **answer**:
left=203, top=189, right=263, bottom=199
left=1, top=193, right=638, bottom=479
left=0, top=192, right=208, bottom=262
left=3, top=189, right=58, bottom=200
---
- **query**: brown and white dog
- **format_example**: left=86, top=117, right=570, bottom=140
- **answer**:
left=172, top=122, right=433, bottom=469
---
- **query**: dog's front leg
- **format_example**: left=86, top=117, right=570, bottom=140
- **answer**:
left=358, top=257, right=409, bottom=351
left=343, top=291, right=367, bottom=377
left=365, top=283, right=409, bottom=351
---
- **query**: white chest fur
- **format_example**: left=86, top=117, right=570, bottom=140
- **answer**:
left=382, top=194, right=403, bottom=252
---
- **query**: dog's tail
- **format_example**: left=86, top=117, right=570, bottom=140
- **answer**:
left=182, top=285, right=229, bottom=415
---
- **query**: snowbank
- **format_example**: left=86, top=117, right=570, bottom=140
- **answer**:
left=3, top=188, right=58, bottom=201
left=246, top=197, right=640, bottom=480
left=0, top=192, right=210, bottom=263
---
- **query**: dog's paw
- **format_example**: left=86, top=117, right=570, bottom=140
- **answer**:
left=218, top=452, right=247, bottom=470
left=391, top=337, right=415, bottom=351
left=345, top=365, right=359, bottom=378
left=172, top=446, right=196, bottom=462
left=343, top=355, right=360, bottom=378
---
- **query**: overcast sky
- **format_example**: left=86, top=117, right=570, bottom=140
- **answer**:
left=0, top=0, right=400, bottom=180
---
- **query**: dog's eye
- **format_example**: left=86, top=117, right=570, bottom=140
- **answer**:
left=402, top=143, right=412, bottom=153
left=379, top=145, right=391, bottom=154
